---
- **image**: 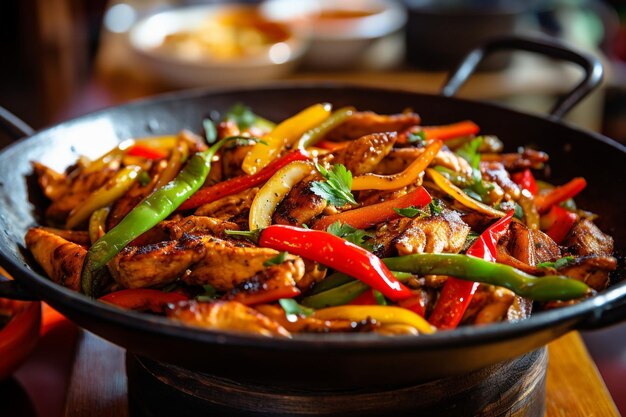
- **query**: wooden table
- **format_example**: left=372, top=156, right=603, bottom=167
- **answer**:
left=61, top=330, right=619, bottom=417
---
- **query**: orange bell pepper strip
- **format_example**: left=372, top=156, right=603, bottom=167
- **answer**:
left=534, top=177, right=586, bottom=214
left=99, top=289, right=188, bottom=313
left=351, top=140, right=442, bottom=190
left=398, top=120, right=480, bottom=143
left=312, top=186, right=432, bottom=231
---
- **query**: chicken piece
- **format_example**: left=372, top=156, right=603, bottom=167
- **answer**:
left=225, top=261, right=304, bottom=304
left=480, top=161, right=521, bottom=200
left=557, top=255, right=617, bottom=291
left=480, top=148, right=549, bottom=171
left=39, top=227, right=90, bottom=246
left=395, top=209, right=470, bottom=255
left=25, top=227, right=86, bottom=291
left=107, top=160, right=166, bottom=229
left=185, top=239, right=304, bottom=291
left=273, top=175, right=327, bottom=226
left=167, top=301, right=291, bottom=337
left=372, top=217, right=412, bottom=257
left=563, top=219, right=614, bottom=257
left=255, top=304, right=354, bottom=333
left=110, top=235, right=207, bottom=288
left=462, top=285, right=515, bottom=325
left=32, top=162, right=67, bottom=200
left=374, top=147, right=472, bottom=177
left=221, top=144, right=253, bottom=179
left=334, top=132, right=397, bottom=175
left=506, top=296, right=532, bottom=322
left=325, top=111, right=421, bottom=142
left=162, top=215, right=240, bottom=241
left=195, top=187, right=258, bottom=220
left=296, top=260, right=328, bottom=293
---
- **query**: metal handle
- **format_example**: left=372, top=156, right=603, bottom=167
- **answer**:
left=441, top=35, right=604, bottom=119
left=0, top=106, right=35, bottom=141
left=578, top=284, right=626, bottom=330
left=0, top=275, right=40, bottom=301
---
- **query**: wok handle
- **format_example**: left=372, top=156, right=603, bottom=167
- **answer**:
left=578, top=285, right=626, bottom=330
left=0, top=107, right=35, bottom=141
left=441, top=35, right=604, bottom=119
left=0, top=276, right=40, bottom=301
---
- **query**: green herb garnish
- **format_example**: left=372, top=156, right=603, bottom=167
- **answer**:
left=326, top=221, right=374, bottom=250
left=311, top=163, right=357, bottom=207
left=225, top=229, right=262, bottom=244
left=203, top=118, right=217, bottom=144
left=428, top=199, right=444, bottom=216
left=407, top=130, right=427, bottom=146
left=137, top=171, right=151, bottom=187
left=279, top=298, right=315, bottom=317
left=264, top=251, right=289, bottom=267
left=394, top=206, right=428, bottom=218
left=196, top=284, right=218, bottom=302
left=537, top=256, right=576, bottom=269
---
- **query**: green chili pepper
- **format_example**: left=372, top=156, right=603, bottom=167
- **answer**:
left=302, top=271, right=413, bottom=308
left=295, top=107, right=354, bottom=149
left=80, top=136, right=236, bottom=297
left=433, top=165, right=472, bottom=188
left=383, top=254, right=591, bottom=301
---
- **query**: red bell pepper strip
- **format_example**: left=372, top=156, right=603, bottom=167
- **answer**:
left=398, top=120, right=480, bottom=143
left=534, top=177, right=586, bottom=214
left=99, top=289, right=188, bottom=313
left=127, top=144, right=168, bottom=160
left=428, top=210, right=515, bottom=329
left=229, top=286, right=301, bottom=306
left=259, top=225, right=413, bottom=301
left=397, top=291, right=427, bottom=317
left=543, top=206, right=578, bottom=244
left=178, top=149, right=310, bottom=211
left=313, top=186, right=432, bottom=231
left=512, top=169, right=538, bottom=195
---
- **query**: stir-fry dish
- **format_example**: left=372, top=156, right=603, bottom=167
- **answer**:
left=25, top=103, right=617, bottom=337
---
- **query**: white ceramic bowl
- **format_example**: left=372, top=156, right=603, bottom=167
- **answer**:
left=129, top=4, right=309, bottom=87
left=261, top=0, right=407, bottom=70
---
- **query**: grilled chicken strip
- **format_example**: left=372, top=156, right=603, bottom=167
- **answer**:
left=273, top=175, right=327, bottom=226
left=395, top=209, right=470, bottom=255
left=167, top=301, right=291, bottom=337
left=480, top=161, right=521, bottom=200
left=111, top=234, right=304, bottom=291
left=225, top=261, right=304, bottom=304
left=163, top=215, right=241, bottom=241
left=563, top=219, right=614, bottom=257
left=195, top=187, right=258, bottom=220
left=558, top=255, right=617, bottom=291
left=325, top=111, right=421, bottom=142
left=480, top=148, right=549, bottom=171
left=334, top=132, right=397, bottom=175
left=463, top=285, right=516, bottom=325
left=25, top=227, right=86, bottom=291
left=32, top=162, right=68, bottom=200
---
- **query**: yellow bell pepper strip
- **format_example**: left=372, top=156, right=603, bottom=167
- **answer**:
left=154, top=139, right=189, bottom=189
left=178, top=150, right=310, bottom=211
left=66, top=165, right=142, bottom=229
left=295, top=107, right=354, bottom=150
left=82, top=139, right=134, bottom=174
left=427, top=168, right=505, bottom=218
left=383, top=253, right=592, bottom=301
left=242, top=103, right=331, bottom=175
left=534, top=177, right=586, bottom=214
left=81, top=136, right=237, bottom=297
left=132, top=135, right=178, bottom=151
left=313, top=186, right=432, bottom=231
left=351, top=140, right=442, bottom=191
left=312, top=306, right=435, bottom=334
left=249, top=161, right=316, bottom=230
left=88, top=207, right=110, bottom=244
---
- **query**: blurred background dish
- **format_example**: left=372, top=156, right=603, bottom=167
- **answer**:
left=262, top=0, right=407, bottom=70
left=129, top=4, right=309, bottom=87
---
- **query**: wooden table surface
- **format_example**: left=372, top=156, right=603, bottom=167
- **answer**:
left=61, top=330, right=619, bottom=417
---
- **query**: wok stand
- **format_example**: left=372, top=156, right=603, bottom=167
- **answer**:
left=126, top=348, right=547, bottom=417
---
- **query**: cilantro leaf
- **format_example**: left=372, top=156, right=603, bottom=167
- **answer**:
left=264, top=251, right=289, bottom=267
left=225, top=229, right=261, bottom=244
left=311, top=163, right=357, bottom=207
left=326, top=221, right=373, bottom=249
left=279, top=298, right=315, bottom=318
left=407, top=130, right=426, bottom=146
left=456, top=137, right=494, bottom=202
left=203, top=118, right=217, bottom=144
left=537, top=256, right=576, bottom=269
left=225, top=103, right=258, bottom=131
left=394, top=206, right=427, bottom=218
left=428, top=199, right=444, bottom=216
left=462, top=231, right=480, bottom=252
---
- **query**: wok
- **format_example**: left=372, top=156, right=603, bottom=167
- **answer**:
left=0, top=36, right=624, bottom=390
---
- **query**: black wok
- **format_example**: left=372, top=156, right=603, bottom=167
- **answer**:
left=0, top=37, right=624, bottom=390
